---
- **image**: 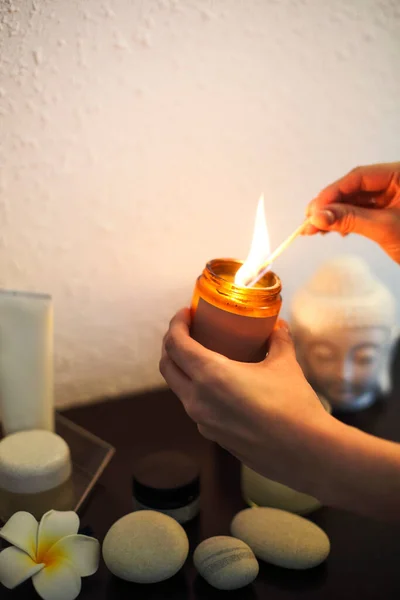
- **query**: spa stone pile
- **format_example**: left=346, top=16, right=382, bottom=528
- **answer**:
left=101, top=506, right=330, bottom=590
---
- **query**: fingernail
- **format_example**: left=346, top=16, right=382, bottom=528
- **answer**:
left=277, top=320, right=292, bottom=337
left=319, top=209, right=336, bottom=225
left=303, top=224, right=318, bottom=236
left=305, top=199, right=317, bottom=218
left=284, top=326, right=293, bottom=340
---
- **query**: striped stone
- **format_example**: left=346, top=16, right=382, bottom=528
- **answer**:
left=194, top=536, right=259, bottom=590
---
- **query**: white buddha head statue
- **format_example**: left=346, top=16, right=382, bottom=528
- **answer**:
left=290, top=256, right=398, bottom=412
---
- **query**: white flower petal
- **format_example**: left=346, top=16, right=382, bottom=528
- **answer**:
left=32, top=560, right=81, bottom=600
left=0, top=547, right=44, bottom=589
left=0, top=511, right=38, bottom=560
left=37, top=511, right=80, bottom=560
left=46, top=535, right=100, bottom=577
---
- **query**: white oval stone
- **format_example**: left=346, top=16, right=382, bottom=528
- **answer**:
left=194, top=536, right=259, bottom=590
left=231, top=507, right=330, bottom=570
left=102, top=510, right=189, bottom=583
left=241, top=465, right=322, bottom=515
left=0, top=430, right=72, bottom=493
left=240, top=397, right=329, bottom=516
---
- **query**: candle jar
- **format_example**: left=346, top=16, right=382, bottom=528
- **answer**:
left=190, top=258, right=282, bottom=362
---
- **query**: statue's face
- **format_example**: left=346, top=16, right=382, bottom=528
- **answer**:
left=300, top=327, right=391, bottom=407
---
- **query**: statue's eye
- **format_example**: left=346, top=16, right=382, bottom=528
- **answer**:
left=353, top=347, right=379, bottom=366
left=310, top=345, right=334, bottom=362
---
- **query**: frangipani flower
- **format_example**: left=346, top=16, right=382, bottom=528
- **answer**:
left=0, top=510, right=100, bottom=600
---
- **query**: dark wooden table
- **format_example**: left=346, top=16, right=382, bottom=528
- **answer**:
left=4, top=344, right=400, bottom=600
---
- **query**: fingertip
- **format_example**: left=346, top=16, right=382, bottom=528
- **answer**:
left=177, top=306, right=191, bottom=321
left=302, top=223, right=320, bottom=236
left=308, top=208, right=337, bottom=230
left=278, top=325, right=292, bottom=341
left=271, top=319, right=293, bottom=342
left=305, top=198, right=317, bottom=217
left=276, top=318, right=290, bottom=333
left=309, top=183, right=340, bottom=213
left=266, top=322, right=295, bottom=361
left=170, top=307, right=191, bottom=329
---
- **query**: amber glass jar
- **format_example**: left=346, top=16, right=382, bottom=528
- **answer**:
left=190, top=258, right=282, bottom=362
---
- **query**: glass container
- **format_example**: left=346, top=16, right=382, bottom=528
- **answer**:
left=191, top=258, right=282, bottom=362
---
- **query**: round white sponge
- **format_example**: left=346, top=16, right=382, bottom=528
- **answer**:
left=0, top=430, right=72, bottom=494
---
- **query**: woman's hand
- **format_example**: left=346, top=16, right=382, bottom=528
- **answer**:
left=159, top=308, right=331, bottom=494
left=160, top=308, right=400, bottom=519
left=305, top=162, right=400, bottom=263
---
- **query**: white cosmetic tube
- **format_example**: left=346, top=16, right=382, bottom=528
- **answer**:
left=0, top=290, right=54, bottom=435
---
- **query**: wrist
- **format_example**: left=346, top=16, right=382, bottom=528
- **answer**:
left=300, top=414, right=400, bottom=519
left=278, top=410, right=343, bottom=499
left=300, top=415, right=352, bottom=504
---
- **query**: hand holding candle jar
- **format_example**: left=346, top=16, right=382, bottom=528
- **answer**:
left=160, top=299, right=400, bottom=521
left=160, top=308, right=329, bottom=497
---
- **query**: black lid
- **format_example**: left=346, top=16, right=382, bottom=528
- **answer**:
left=132, top=451, right=200, bottom=510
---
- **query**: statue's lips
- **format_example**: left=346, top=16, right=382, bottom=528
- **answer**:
left=323, top=381, right=366, bottom=401
left=331, top=389, right=356, bottom=402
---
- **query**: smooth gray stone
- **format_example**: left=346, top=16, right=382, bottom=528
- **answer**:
left=194, top=536, right=259, bottom=590
left=102, top=510, right=189, bottom=583
left=240, top=394, right=330, bottom=516
left=231, top=507, right=330, bottom=570
left=241, top=465, right=322, bottom=515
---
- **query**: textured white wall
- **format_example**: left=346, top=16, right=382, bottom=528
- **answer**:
left=0, top=0, right=399, bottom=408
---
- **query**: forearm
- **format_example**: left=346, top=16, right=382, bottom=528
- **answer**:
left=304, top=416, right=400, bottom=520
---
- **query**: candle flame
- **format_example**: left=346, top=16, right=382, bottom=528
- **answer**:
left=234, top=194, right=271, bottom=287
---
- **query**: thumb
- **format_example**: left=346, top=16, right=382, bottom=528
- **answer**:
left=308, top=203, right=391, bottom=240
left=266, top=320, right=296, bottom=362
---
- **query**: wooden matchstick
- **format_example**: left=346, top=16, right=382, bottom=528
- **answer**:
left=245, top=219, right=310, bottom=287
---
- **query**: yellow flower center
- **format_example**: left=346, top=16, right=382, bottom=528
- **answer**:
left=36, top=546, right=59, bottom=568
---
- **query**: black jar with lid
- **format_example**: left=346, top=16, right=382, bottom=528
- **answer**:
left=132, top=451, right=200, bottom=524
